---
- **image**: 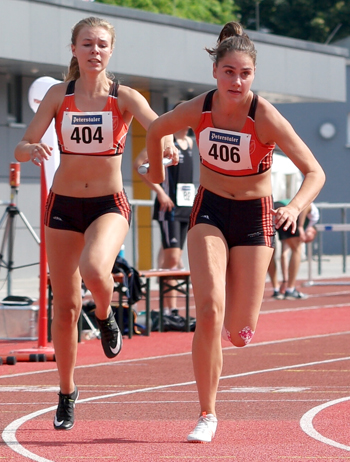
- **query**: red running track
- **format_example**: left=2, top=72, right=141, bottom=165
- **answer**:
left=0, top=278, right=349, bottom=462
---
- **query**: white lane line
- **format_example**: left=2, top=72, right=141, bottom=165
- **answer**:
left=1, top=331, right=349, bottom=380
left=262, top=302, right=350, bottom=314
left=300, top=396, right=350, bottom=451
left=2, top=406, right=57, bottom=462
left=0, top=399, right=331, bottom=405
left=3, top=354, right=350, bottom=462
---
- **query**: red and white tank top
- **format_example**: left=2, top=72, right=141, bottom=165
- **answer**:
left=55, top=80, right=129, bottom=156
left=194, top=90, right=275, bottom=176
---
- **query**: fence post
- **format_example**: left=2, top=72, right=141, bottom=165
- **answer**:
left=341, top=207, right=347, bottom=273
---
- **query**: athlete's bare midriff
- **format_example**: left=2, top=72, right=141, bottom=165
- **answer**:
left=199, top=163, right=272, bottom=200
left=51, top=154, right=123, bottom=197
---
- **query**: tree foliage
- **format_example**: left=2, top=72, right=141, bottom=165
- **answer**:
left=96, top=0, right=350, bottom=43
left=235, top=0, right=350, bottom=44
left=95, top=0, right=238, bottom=25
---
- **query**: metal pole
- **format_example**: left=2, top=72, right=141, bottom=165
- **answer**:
left=132, top=204, right=138, bottom=269
left=317, top=208, right=322, bottom=275
left=341, top=207, right=347, bottom=273
left=7, top=211, right=14, bottom=296
left=255, top=1, right=260, bottom=31
left=38, top=164, right=48, bottom=348
left=307, top=242, right=313, bottom=284
left=129, top=199, right=153, bottom=269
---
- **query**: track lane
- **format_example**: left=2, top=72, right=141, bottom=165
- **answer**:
left=1, top=284, right=349, bottom=461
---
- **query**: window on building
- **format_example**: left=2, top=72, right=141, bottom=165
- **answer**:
left=7, top=76, right=22, bottom=124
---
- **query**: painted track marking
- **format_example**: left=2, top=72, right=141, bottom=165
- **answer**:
left=1, top=331, right=349, bottom=380
left=300, top=396, right=350, bottom=451
left=2, top=349, right=350, bottom=461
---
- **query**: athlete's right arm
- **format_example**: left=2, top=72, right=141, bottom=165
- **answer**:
left=133, top=147, right=174, bottom=211
left=146, top=96, right=203, bottom=184
left=14, top=83, right=65, bottom=164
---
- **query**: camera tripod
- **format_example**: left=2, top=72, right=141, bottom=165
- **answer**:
left=0, top=187, right=40, bottom=296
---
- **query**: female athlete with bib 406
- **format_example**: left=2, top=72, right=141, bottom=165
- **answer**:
left=146, top=22, right=325, bottom=443
left=14, top=17, right=177, bottom=431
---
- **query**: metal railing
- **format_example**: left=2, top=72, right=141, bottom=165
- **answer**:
left=129, top=200, right=350, bottom=279
left=129, top=199, right=154, bottom=268
left=313, top=202, right=350, bottom=275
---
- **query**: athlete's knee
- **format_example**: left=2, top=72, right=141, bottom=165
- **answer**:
left=197, top=301, right=224, bottom=334
left=53, top=302, right=81, bottom=328
left=222, top=325, right=255, bottom=347
left=81, top=265, right=111, bottom=289
left=162, top=249, right=181, bottom=269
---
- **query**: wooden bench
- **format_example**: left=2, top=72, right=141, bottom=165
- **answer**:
left=47, top=269, right=191, bottom=341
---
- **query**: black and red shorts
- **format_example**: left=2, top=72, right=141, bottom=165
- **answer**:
left=189, top=186, right=275, bottom=248
left=44, top=190, right=131, bottom=233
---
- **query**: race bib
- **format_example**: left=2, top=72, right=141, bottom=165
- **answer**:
left=61, top=111, right=113, bottom=154
left=176, top=183, right=195, bottom=207
left=199, top=127, right=252, bottom=172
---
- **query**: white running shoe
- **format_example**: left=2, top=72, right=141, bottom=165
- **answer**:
left=187, top=412, right=218, bottom=443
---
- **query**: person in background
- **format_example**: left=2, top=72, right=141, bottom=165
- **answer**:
left=269, top=202, right=319, bottom=299
left=14, top=16, right=176, bottom=431
left=146, top=21, right=325, bottom=443
left=301, top=203, right=320, bottom=243
left=134, top=104, right=194, bottom=313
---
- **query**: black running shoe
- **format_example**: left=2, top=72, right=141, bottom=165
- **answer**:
left=54, top=385, right=79, bottom=430
left=95, top=310, right=123, bottom=358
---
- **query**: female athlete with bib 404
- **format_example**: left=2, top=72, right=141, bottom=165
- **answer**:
left=146, top=22, right=325, bottom=443
left=14, top=17, right=177, bottom=431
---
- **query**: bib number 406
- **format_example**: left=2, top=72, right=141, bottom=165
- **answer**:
left=71, top=126, right=103, bottom=144
left=208, top=143, right=240, bottom=163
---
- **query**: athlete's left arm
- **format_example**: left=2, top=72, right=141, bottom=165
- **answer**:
left=256, top=99, right=325, bottom=233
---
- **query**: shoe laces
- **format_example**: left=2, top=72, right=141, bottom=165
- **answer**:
left=98, top=315, right=119, bottom=342
left=56, top=392, right=75, bottom=421
left=195, top=412, right=216, bottom=429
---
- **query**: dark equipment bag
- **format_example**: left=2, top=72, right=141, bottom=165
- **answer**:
left=112, top=255, right=143, bottom=306
left=151, top=310, right=196, bottom=332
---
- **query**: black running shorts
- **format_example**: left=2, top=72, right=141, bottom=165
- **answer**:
left=44, top=190, right=131, bottom=233
left=189, top=186, right=275, bottom=248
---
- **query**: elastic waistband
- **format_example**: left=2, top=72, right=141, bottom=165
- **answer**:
left=198, top=185, right=272, bottom=205
left=48, top=189, right=127, bottom=203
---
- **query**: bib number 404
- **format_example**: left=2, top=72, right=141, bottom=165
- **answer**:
left=71, top=126, right=103, bottom=144
left=208, top=143, right=240, bottom=163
